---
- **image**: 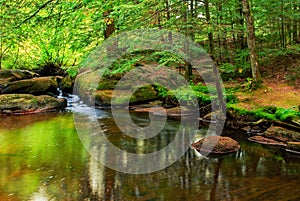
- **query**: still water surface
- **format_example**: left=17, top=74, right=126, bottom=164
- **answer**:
left=0, top=110, right=299, bottom=201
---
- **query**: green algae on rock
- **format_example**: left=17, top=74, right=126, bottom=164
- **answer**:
left=0, top=94, right=67, bottom=115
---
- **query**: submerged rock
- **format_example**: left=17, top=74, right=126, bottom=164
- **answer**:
left=0, top=94, right=67, bottom=115
left=1, top=76, right=58, bottom=95
left=192, top=136, right=240, bottom=155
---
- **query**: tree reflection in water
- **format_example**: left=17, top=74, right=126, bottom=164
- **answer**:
left=0, top=112, right=299, bottom=200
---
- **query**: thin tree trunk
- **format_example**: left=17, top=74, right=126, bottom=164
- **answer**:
left=242, top=0, right=262, bottom=83
left=204, top=0, right=214, bottom=59
left=104, top=10, right=115, bottom=39
left=183, top=0, right=192, bottom=80
left=292, top=5, right=298, bottom=43
left=165, top=0, right=172, bottom=43
left=103, top=10, right=117, bottom=57
left=237, top=1, right=245, bottom=49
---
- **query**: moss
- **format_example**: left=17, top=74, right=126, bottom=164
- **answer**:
left=275, top=108, right=300, bottom=122
left=228, top=104, right=300, bottom=122
left=227, top=104, right=277, bottom=120
left=97, top=78, right=118, bottom=90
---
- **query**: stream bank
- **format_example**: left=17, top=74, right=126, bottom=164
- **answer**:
left=0, top=69, right=72, bottom=114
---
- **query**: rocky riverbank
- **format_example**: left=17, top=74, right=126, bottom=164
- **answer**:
left=0, top=70, right=71, bottom=115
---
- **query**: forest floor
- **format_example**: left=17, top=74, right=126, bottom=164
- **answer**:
left=226, top=53, right=300, bottom=111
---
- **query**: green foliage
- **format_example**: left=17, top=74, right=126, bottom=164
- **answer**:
left=275, top=108, right=300, bottom=122
left=151, top=51, right=185, bottom=67
left=0, top=0, right=299, bottom=79
left=261, top=106, right=277, bottom=114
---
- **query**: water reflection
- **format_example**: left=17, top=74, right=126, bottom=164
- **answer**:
left=0, top=111, right=299, bottom=200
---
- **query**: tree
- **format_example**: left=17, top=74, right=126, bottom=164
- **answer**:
left=242, top=0, right=262, bottom=83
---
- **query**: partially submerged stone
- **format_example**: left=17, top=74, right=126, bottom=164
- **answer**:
left=0, top=94, right=67, bottom=115
left=134, top=106, right=196, bottom=120
left=192, top=136, right=240, bottom=155
left=263, top=126, right=300, bottom=142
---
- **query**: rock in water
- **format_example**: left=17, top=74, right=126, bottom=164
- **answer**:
left=0, top=94, right=67, bottom=115
left=94, top=85, right=158, bottom=107
left=192, top=136, right=240, bottom=155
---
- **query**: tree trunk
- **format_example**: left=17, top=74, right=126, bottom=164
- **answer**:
left=204, top=0, right=214, bottom=59
left=183, top=0, right=192, bottom=81
left=242, top=0, right=262, bottom=83
left=165, top=0, right=172, bottom=43
left=104, top=10, right=115, bottom=39
left=103, top=10, right=117, bottom=57
left=292, top=5, right=298, bottom=43
left=237, top=1, right=245, bottom=49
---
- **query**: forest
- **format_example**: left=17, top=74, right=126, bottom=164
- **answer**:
left=0, top=0, right=299, bottom=80
left=0, top=0, right=300, bottom=200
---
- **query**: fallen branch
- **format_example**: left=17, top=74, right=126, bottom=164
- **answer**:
left=249, top=118, right=300, bottom=133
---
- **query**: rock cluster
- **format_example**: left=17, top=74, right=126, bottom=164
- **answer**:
left=0, top=70, right=68, bottom=115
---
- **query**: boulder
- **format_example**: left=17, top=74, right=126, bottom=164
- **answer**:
left=134, top=106, right=195, bottom=120
left=59, top=76, right=73, bottom=93
left=0, top=76, right=58, bottom=95
left=0, top=70, right=39, bottom=84
left=94, top=85, right=158, bottom=106
left=263, top=126, right=300, bottom=142
left=94, top=90, right=113, bottom=106
left=192, top=136, right=240, bottom=155
left=0, top=94, right=67, bottom=115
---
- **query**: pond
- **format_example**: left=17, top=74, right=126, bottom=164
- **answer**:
left=0, top=109, right=300, bottom=200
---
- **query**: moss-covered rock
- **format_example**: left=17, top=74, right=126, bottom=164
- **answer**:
left=97, top=77, right=119, bottom=90
left=1, top=76, right=58, bottom=95
left=0, top=94, right=67, bottom=115
left=94, top=85, right=158, bottom=106
left=59, top=76, right=73, bottom=93
left=0, top=70, right=39, bottom=84
left=94, top=90, right=114, bottom=106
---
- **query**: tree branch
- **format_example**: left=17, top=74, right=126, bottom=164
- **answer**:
left=16, top=0, right=54, bottom=28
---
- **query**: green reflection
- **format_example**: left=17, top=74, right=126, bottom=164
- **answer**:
left=0, top=113, right=88, bottom=200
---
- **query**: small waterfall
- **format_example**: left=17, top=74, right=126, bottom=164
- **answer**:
left=57, top=87, right=108, bottom=119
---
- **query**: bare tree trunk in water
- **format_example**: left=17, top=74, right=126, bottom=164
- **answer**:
left=242, top=0, right=262, bottom=83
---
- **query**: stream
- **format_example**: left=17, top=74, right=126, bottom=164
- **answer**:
left=0, top=97, right=300, bottom=200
